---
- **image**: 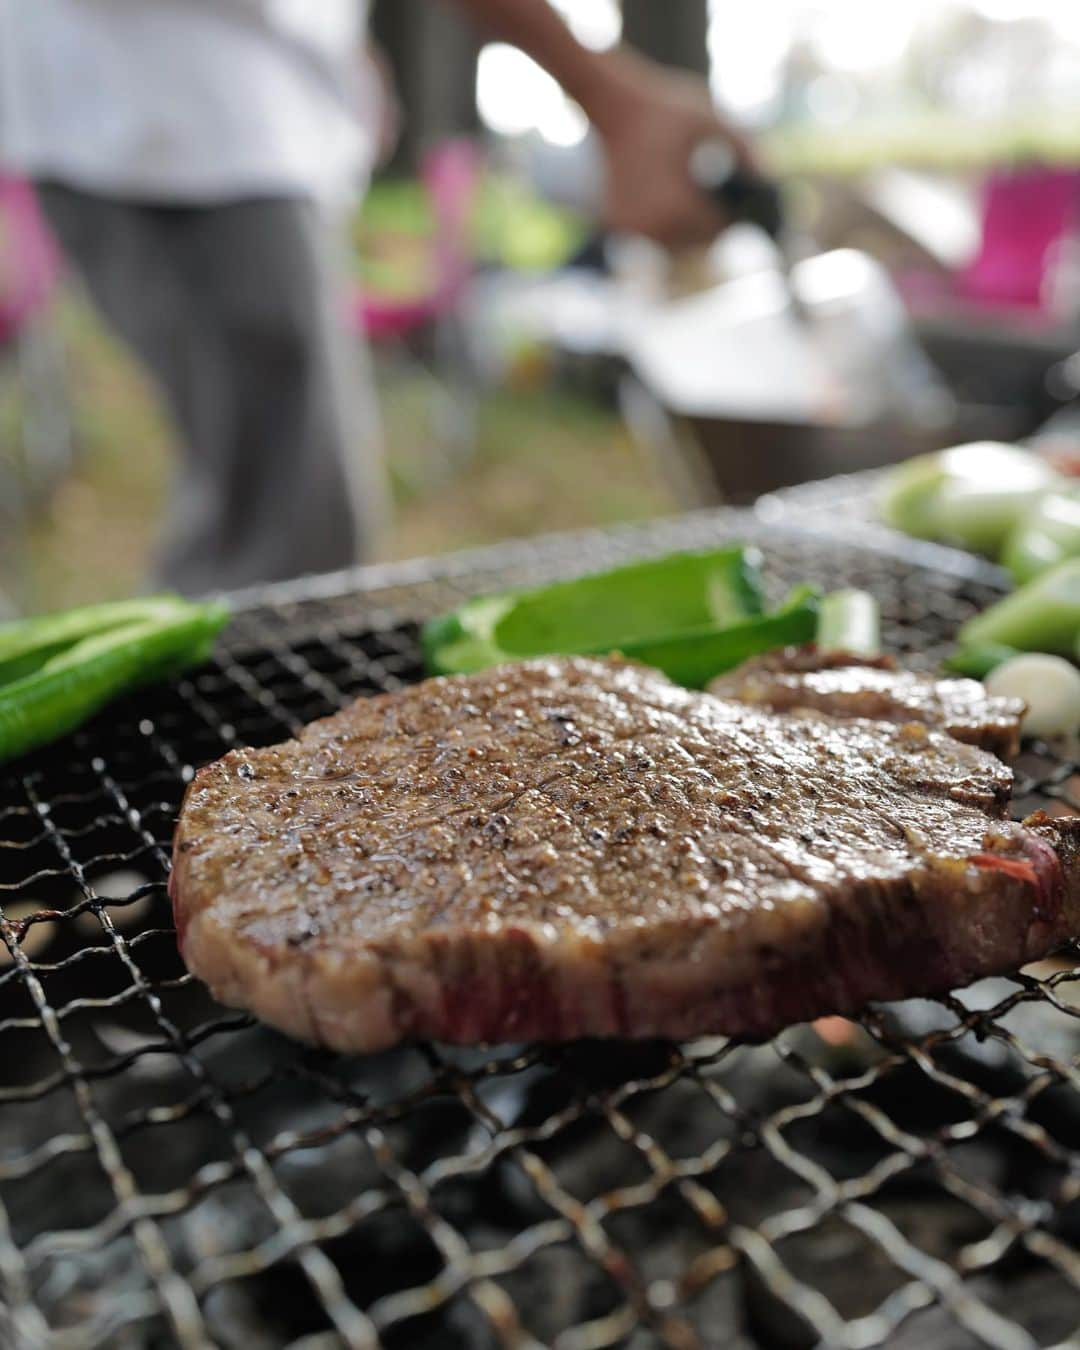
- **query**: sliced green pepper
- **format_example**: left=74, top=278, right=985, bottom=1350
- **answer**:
left=1002, top=486, right=1080, bottom=583
left=958, top=557, right=1080, bottom=655
left=621, top=585, right=819, bottom=688
left=0, top=599, right=228, bottom=764
left=880, top=443, right=1058, bottom=553
left=423, top=546, right=765, bottom=677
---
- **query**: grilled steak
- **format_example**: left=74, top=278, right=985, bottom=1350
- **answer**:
left=171, top=657, right=1078, bottom=1053
left=708, top=647, right=1024, bottom=757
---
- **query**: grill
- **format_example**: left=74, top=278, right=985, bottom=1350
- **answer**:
left=1, top=507, right=1078, bottom=1350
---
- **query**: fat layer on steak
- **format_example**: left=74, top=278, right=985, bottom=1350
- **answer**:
left=171, top=656, right=1078, bottom=1052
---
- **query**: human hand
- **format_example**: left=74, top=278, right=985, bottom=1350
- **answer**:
left=591, top=53, right=756, bottom=249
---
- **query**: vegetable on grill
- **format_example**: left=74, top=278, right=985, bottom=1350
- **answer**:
left=942, top=642, right=1019, bottom=680
left=424, top=546, right=769, bottom=683
left=0, top=596, right=228, bottom=765
left=816, top=588, right=880, bottom=657
left=957, top=557, right=1080, bottom=656
left=423, top=547, right=830, bottom=687
left=985, top=653, right=1080, bottom=739
left=880, top=443, right=1059, bottom=554
left=1002, top=486, right=1080, bottom=583
left=611, top=585, right=820, bottom=689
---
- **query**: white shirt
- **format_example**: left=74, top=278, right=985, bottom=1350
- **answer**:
left=0, top=0, right=376, bottom=205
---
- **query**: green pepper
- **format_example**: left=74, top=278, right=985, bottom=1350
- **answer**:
left=0, top=595, right=192, bottom=686
left=620, top=585, right=819, bottom=687
left=816, top=589, right=880, bottom=657
left=942, top=642, right=1019, bottom=679
left=0, top=598, right=228, bottom=764
left=958, top=558, right=1080, bottom=655
left=880, top=443, right=1058, bottom=553
left=1002, top=486, right=1080, bottom=583
left=423, top=546, right=765, bottom=677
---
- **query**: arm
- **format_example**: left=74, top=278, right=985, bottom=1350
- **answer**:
left=449, top=0, right=633, bottom=134
left=448, top=0, right=751, bottom=247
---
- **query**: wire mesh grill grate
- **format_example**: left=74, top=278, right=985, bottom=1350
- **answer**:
left=0, top=510, right=1078, bottom=1350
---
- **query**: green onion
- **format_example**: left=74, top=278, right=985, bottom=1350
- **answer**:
left=985, top=653, right=1080, bottom=738
left=958, top=558, right=1080, bottom=655
left=880, top=443, right=1058, bottom=553
left=942, top=643, right=1019, bottom=679
left=816, top=589, right=880, bottom=657
left=1002, top=487, right=1080, bottom=583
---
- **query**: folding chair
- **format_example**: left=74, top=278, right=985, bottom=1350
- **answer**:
left=349, top=140, right=482, bottom=489
left=0, top=175, right=70, bottom=612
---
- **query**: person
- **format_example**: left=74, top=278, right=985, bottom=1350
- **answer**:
left=0, top=0, right=744, bottom=595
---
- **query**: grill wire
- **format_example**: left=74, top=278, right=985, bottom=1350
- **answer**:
left=0, top=507, right=1078, bottom=1350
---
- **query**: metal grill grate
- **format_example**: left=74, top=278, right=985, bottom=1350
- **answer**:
left=1, top=512, right=1078, bottom=1350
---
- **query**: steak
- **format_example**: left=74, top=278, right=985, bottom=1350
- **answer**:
left=708, top=647, right=1025, bottom=757
left=171, top=656, right=1079, bottom=1053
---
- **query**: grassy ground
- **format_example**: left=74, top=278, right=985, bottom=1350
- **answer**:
left=3, top=295, right=676, bottom=612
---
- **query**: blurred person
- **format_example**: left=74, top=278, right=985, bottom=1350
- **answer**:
left=0, top=0, right=743, bottom=595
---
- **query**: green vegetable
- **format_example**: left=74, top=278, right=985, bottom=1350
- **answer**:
left=958, top=558, right=1080, bottom=655
left=816, top=589, right=880, bottom=656
left=942, top=642, right=1019, bottom=679
left=0, top=596, right=228, bottom=764
left=423, top=547, right=766, bottom=678
left=0, top=596, right=192, bottom=686
left=614, top=586, right=820, bottom=688
left=880, top=443, right=1058, bottom=553
left=1002, top=486, right=1080, bottom=582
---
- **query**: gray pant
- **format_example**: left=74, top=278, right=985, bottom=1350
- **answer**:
left=37, top=185, right=386, bottom=595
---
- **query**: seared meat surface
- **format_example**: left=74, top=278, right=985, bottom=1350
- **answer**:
left=171, top=657, right=1077, bottom=1052
left=708, top=647, right=1024, bottom=757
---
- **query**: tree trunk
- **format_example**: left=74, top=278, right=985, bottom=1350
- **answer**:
left=621, top=0, right=710, bottom=76
left=371, top=0, right=481, bottom=175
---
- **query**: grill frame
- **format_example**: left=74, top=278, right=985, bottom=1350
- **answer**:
left=0, top=505, right=1078, bottom=1350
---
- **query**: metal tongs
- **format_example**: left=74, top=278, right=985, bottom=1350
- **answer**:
left=689, top=138, right=811, bottom=324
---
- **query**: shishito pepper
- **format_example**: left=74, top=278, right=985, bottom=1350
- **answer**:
left=0, top=596, right=194, bottom=685
left=0, top=596, right=228, bottom=764
left=423, top=547, right=820, bottom=687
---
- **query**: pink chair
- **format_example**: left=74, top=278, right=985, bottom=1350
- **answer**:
left=900, top=165, right=1080, bottom=322
left=348, top=140, right=483, bottom=484
left=350, top=139, right=481, bottom=341
left=0, top=175, right=61, bottom=347
left=0, top=174, right=70, bottom=613
left=956, top=165, right=1080, bottom=312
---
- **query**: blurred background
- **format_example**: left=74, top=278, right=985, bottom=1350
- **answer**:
left=7, top=0, right=1080, bottom=611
